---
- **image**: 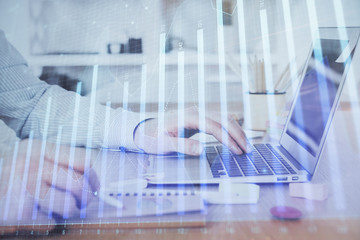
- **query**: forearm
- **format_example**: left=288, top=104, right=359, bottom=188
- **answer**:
left=0, top=30, right=143, bottom=149
left=0, top=65, right=143, bottom=149
left=22, top=84, right=143, bottom=149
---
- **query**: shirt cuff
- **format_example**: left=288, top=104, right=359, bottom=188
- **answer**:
left=131, top=117, right=155, bottom=151
left=105, top=108, right=152, bottom=150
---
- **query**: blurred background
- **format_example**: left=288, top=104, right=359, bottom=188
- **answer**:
left=0, top=0, right=359, bottom=112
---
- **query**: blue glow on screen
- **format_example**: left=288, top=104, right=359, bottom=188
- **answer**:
left=287, top=39, right=353, bottom=157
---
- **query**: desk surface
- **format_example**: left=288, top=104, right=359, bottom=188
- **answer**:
left=1, top=105, right=360, bottom=239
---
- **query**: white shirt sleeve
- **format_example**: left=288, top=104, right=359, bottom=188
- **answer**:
left=0, top=30, right=143, bottom=150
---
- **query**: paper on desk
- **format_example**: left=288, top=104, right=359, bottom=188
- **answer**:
left=99, top=189, right=205, bottom=217
left=99, top=179, right=149, bottom=209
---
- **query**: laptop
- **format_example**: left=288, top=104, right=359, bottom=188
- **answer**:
left=101, top=27, right=360, bottom=185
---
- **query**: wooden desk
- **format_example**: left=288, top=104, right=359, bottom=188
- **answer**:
left=60, top=219, right=360, bottom=240
left=3, top=219, right=359, bottom=239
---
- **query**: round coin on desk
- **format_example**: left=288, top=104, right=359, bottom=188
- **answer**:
left=270, top=206, right=302, bottom=220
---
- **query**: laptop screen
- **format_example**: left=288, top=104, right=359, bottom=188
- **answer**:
left=286, top=38, right=355, bottom=157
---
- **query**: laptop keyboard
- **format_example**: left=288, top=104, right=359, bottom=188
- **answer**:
left=205, top=144, right=296, bottom=178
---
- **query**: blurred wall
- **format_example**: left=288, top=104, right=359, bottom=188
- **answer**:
left=0, top=0, right=29, bottom=57
left=0, top=0, right=359, bottom=105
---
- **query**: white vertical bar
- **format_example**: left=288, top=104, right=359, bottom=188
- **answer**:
left=237, top=0, right=258, bottom=213
left=63, top=82, right=82, bottom=219
left=306, top=0, right=330, bottom=124
left=259, top=7, right=288, bottom=207
left=80, top=65, right=99, bottom=218
left=330, top=0, right=356, bottom=210
left=117, top=81, right=129, bottom=217
left=32, top=97, right=52, bottom=220
left=281, top=0, right=306, bottom=175
left=216, top=0, right=229, bottom=133
left=282, top=0, right=299, bottom=96
left=3, top=141, right=19, bottom=221
left=197, top=28, right=207, bottom=186
left=331, top=0, right=359, bottom=105
left=177, top=49, right=185, bottom=214
left=216, top=0, right=231, bottom=213
left=259, top=9, right=278, bottom=125
left=305, top=0, right=334, bottom=211
left=135, top=64, right=147, bottom=217
left=332, top=0, right=360, bottom=146
left=303, top=0, right=321, bottom=213
left=156, top=32, right=166, bottom=215
left=158, top=32, right=166, bottom=154
left=87, top=65, right=99, bottom=148
left=178, top=50, right=185, bottom=135
left=178, top=50, right=185, bottom=126
left=48, top=126, right=63, bottom=219
left=17, top=131, right=34, bottom=220
left=237, top=0, right=253, bottom=130
left=259, top=9, right=274, bottom=91
left=98, top=101, right=111, bottom=218
left=216, top=0, right=229, bottom=141
left=284, top=0, right=305, bottom=175
left=306, top=0, right=320, bottom=41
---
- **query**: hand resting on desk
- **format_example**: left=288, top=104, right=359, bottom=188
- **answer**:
left=134, top=107, right=249, bottom=156
left=0, top=139, right=99, bottom=233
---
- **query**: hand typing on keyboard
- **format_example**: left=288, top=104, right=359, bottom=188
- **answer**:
left=205, top=144, right=297, bottom=178
left=134, top=107, right=249, bottom=156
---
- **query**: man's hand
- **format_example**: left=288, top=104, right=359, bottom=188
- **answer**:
left=0, top=139, right=99, bottom=232
left=134, top=107, right=248, bottom=156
